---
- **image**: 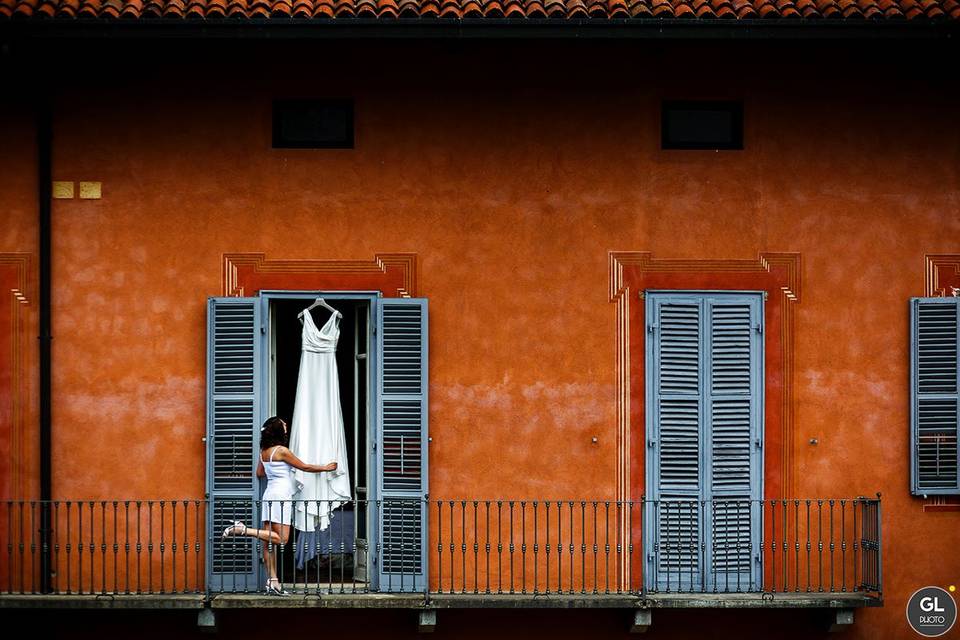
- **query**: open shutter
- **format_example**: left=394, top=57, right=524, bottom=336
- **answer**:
left=705, top=296, right=762, bottom=591
left=645, top=296, right=704, bottom=590
left=911, top=298, right=960, bottom=495
left=375, top=298, right=428, bottom=592
left=206, top=297, right=261, bottom=592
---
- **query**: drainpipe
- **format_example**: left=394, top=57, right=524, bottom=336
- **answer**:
left=37, top=96, right=53, bottom=594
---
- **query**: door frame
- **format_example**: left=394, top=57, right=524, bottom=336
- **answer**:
left=258, top=289, right=382, bottom=585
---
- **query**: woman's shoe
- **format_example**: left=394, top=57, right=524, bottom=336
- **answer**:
left=265, top=578, right=289, bottom=597
left=221, top=521, right=246, bottom=539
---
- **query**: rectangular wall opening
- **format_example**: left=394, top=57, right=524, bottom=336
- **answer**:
left=268, top=295, right=371, bottom=586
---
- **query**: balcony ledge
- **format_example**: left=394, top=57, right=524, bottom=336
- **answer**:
left=0, top=592, right=881, bottom=610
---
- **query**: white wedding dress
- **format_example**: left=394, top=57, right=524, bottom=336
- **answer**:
left=288, top=308, right=352, bottom=534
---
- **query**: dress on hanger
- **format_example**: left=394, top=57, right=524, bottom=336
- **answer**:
left=288, top=308, right=352, bottom=539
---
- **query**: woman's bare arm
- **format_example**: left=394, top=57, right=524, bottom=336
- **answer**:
left=256, top=459, right=265, bottom=478
left=276, top=447, right=337, bottom=473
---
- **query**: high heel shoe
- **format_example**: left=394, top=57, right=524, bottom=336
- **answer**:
left=221, top=521, right=246, bottom=539
left=265, top=578, right=289, bottom=597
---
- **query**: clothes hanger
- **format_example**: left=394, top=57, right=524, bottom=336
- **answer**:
left=297, top=297, right=343, bottom=323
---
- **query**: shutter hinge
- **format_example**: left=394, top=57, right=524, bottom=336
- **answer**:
left=648, top=439, right=656, bottom=449
left=755, top=438, right=762, bottom=449
left=648, top=324, right=657, bottom=334
left=639, top=291, right=646, bottom=300
left=260, top=324, right=266, bottom=335
left=754, top=323, right=762, bottom=334
left=763, top=291, right=768, bottom=301
left=372, top=442, right=377, bottom=452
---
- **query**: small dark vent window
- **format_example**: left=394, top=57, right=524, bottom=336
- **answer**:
left=272, top=99, right=353, bottom=149
left=662, top=101, right=743, bottom=150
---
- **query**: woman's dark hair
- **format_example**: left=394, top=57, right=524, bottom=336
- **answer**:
left=259, top=416, right=288, bottom=450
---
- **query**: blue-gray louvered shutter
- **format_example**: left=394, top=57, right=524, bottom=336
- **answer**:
left=645, top=292, right=763, bottom=592
left=911, top=298, right=960, bottom=495
left=705, top=296, right=763, bottom=591
left=375, top=298, right=428, bottom=592
left=645, top=295, right=704, bottom=590
left=206, top=297, right=261, bottom=592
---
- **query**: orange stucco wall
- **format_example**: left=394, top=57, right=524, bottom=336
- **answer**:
left=1, top=38, right=959, bottom=638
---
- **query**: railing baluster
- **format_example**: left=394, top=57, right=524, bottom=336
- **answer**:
left=690, top=500, right=695, bottom=593
left=194, top=501, right=201, bottom=594
left=781, top=499, right=787, bottom=593
left=757, top=500, right=763, bottom=592
left=485, top=501, right=491, bottom=595
left=53, top=501, right=61, bottom=594
left=770, top=500, right=776, bottom=594
left=840, top=499, right=847, bottom=593
left=793, top=499, right=799, bottom=593
left=701, top=499, right=707, bottom=593
left=508, top=501, right=515, bottom=595
left=520, top=501, right=526, bottom=595
left=496, top=501, right=502, bottom=595
left=851, top=499, right=863, bottom=591
left=135, top=502, right=141, bottom=594
left=182, top=501, right=189, bottom=594
left=436, top=500, right=442, bottom=594
left=545, top=501, right=551, bottom=595
left=30, top=501, right=37, bottom=594
left=556, top=501, right=562, bottom=594
left=805, top=500, right=811, bottom=593
left=629, top=499, right=636, bottom=596
left=568, top=501, right=574, bottom=595
left=448, top=500, right=455, bottom=594
left=473, top=501, right=479, bottom=595
left=171, top=501, right=176, bottom=594
left=160, top=501, right=166, bottom=594
left=817, top=499, right=823, bottom=593
left=829, top=499, right=835, bottom=593
left=580, top=501, right=586, bottom=595
left=147, top=502, right=154, bottom=595
left=532, top=501, right=538, bottom=595
left=604, top=501, right=610, bottom=595
left=461, top=500, right=467, bottom=595
left=592, top=501, right=598, bottom=595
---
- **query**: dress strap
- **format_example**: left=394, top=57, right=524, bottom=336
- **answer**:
left=269, top=446, right=280, bottom=462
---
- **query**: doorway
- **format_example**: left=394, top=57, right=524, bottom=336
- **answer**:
left=265, top=293, right=373, bottom=586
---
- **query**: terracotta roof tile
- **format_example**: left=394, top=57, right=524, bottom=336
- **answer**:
left=0, top=0, right=957, bottom=19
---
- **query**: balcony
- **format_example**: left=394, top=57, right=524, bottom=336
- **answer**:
left=0, top=497, right=882, bottom=622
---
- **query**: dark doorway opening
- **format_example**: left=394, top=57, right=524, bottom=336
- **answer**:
left=269, top=296, right=370, bottom=586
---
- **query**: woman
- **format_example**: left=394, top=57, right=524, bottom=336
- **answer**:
left=222, top=416, right=338, bottom=595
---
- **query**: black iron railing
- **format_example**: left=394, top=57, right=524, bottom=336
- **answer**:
left=0, top=497, right=882, bottom=598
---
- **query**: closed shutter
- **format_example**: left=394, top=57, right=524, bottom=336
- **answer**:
left=911, top=298, right=960, bottom=495
left=645, top=292, right=763, bottom=592
left=646, top=298, right=703, bottom=589
left=206, top=297, right=261, bottom=592
left=375, top=298, right=428, bottom=592
left=705, top=297, right=762, bottom=590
